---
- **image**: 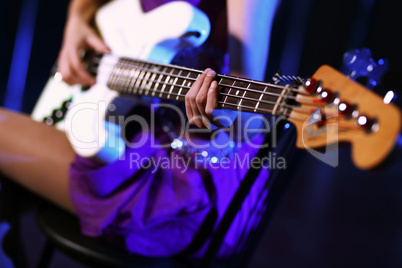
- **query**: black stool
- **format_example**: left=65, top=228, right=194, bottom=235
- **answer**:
left=36, top=203, right=194, bottom=268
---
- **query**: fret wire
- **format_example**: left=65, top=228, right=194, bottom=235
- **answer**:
left=167, top=69, right=181, bottom=99
left=126, top=64, right=140, bottom=94
left=145, top=67, right=158, bottom=96
left=121, top=63, right=291, bottom=95
left=112, top=63, right=124, bottom=91
left=125, top=68, right=135, bottom=94
left=272, top=85, right=288, bottom=116
left=117, top=78, right=279, bottom=115
left=123, top=60, right=134, bottom=93
left=120, top=59, right=132, bottom=92
left=220, top=92, right=277, bottom=107
left=109, top=59, right=290, bottom=94
left=114, top=56, right=285, bottom=89
left=237, top=83, right=250, bottom=110
left=106, top=61, right=313, bottom=114
left=152, top=66, right=166, bottom=97
left=122, top=68, right=130, bottom=93
left=102, top=58, right=300, bottom=100
left=133, top=62, right=146, bottom=94
left=115, top=60, right=125, bottom=92
left=111, top=69, right=270, bottom=105
left=112, top=78, right=312, bottom=114
left=219, top=82, right=296, bottom=99
left=221, top=78, right=230, bottom=108
left=107, top=64, right=297, bottom=100
left=111, top=61, right=122, bottom=90
left=96, top=54, right=305, bottom=95
left=117, top=64, right=128, bottom=92
left=177, top=71, right=191, bottom=100
left=106, top=63, right=119, bottom=90
left=138, top=64, right=152, bottom=95
left=159, top=68, right=174, bottom=98
left=255, top=86, right=267, bottom=112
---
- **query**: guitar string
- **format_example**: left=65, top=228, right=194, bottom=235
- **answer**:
left=93, top=74, right=316, bottom=117
left=91, top=66, right=321, bottom=112
left=87, top=55, right=327, bottom=118
left=93, top=66, right=322, bottom=115
left=90, top=54, right=308, bottom=95
left=89, top=64, right=305, bottom=102
left=103, top=55, right=309, bottom=94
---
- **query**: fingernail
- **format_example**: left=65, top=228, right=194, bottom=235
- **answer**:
left=207, top=70, right=216, bottom=76
left=209, top=81, right=218, bottom=89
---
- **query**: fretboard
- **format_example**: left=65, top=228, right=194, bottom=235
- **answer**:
left=106, top=57, right=295, bottom=117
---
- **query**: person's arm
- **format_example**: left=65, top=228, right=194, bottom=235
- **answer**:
left=185, top=0, right=279, bottom=132
left=227, top=0, right=279, bottom=81
left=58, top=0, right=110, bottom=86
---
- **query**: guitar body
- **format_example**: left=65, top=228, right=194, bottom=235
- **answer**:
left=32, top=0, right=210, bottom=163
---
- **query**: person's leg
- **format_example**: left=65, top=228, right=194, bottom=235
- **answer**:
left=0, top=108, right=75, bottom=213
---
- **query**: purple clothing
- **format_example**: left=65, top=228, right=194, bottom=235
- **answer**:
left=69, top=0, right=270, bottom=258
left=141, top=0, right=201, bottom=12
left=70, top=128, right=269, bottom=257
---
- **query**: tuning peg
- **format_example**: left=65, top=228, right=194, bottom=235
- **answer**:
left=338, top=101, right=359, bottom=118
left=303, top=78, right=323, bottom=94
left=356, top=115, right=379, bottom=133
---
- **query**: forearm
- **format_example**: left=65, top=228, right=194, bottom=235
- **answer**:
left=227, top=0, right=279, bottom=80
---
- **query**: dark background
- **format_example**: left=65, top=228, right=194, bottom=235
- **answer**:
left=1, top=0, right=402, bottom=267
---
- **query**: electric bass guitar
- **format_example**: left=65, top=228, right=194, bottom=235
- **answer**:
left=32, top=0, right=401, bottom=170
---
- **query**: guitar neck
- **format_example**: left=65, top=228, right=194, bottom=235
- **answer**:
left=105, top=57, right=296, bottom=117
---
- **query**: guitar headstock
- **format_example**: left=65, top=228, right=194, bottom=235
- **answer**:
left=287, top=65, right=401, bottom=169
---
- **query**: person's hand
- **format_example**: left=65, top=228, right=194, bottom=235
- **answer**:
left=185, top=68, right=238, bottom=130
left=57, top=15, right=110, bottom=86
left=185, top=68, right=219, bottom=129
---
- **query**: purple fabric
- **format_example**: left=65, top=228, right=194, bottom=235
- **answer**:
left=70, top=128, right=269, bottom=257
left=140, top=0, right=201, bottom=12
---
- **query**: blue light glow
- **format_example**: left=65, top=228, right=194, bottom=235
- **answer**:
left=4, top=0, right=39, bottom=111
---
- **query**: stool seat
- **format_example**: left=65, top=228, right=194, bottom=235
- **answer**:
left=36, top=203, right=193, bottom=268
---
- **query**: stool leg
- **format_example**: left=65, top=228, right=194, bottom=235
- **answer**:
left=36, top=240, right=54, bottom=268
